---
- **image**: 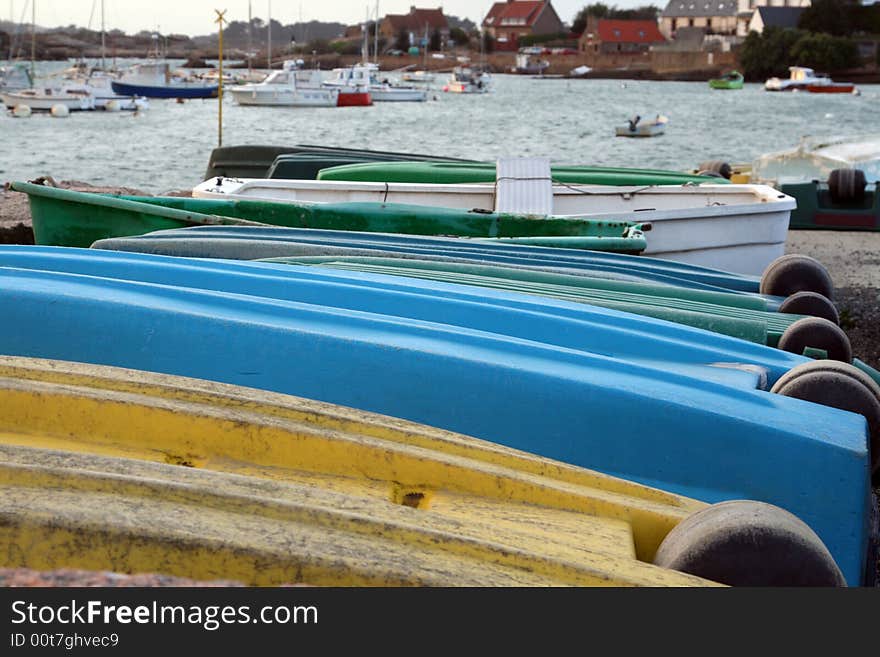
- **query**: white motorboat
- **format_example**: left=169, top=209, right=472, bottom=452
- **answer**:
left=324, top=63, right=424, bottom=103
left=401, top=70, right=435, bottom=83
left=60, top=69, right=149, bottom=111
left=321, top=65, right=373, bottom=106
left=764, top=66, right=830, bottom=92
left=229, top=61, right=338, bottom=107
left=192, top=173, right=795, bottom=275
left=444, top=66, right=492, bottom=94
left=514, top=53, right=549, bottom=75
left=615, top=115, right=667, bottom=138
left=1, top=86, right=94, bottom=111
left=364, top=65, right=427, bottom=102
left=751, top=134, right=880, bottom=185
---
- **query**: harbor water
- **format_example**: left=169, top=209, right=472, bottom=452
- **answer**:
left=2, top=62, right=878, bottom=193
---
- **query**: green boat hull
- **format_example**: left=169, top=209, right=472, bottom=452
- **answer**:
left=708, top=73, right=744, bottom=90
left=260, top=255, right=807, bottom=347
left=13, top=182, right=646, bottom=253
left=782, top=181, right=880, bottom=230
left=316, top=162, right=727, bottom=186
left=206, top=144, right=474, bottom=180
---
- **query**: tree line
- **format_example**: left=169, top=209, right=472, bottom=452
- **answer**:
left=739, top=0, right=878, bottom=79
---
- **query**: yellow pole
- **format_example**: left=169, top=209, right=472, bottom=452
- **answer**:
left=215, top=9, right=227, bottom=147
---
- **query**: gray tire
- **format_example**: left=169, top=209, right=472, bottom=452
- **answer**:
left=828, top=168, right=866, bottom=203
left=697, top=160, right=732, bottom=180
left=760, top=254, right=834, bottom=299
left=777, top=316, right=852, bottom=362
left=654, top=500, right=846, bottom=586
left=778, top=291, right=839, bottom=325
left=771, top=360, right=880, bottom=476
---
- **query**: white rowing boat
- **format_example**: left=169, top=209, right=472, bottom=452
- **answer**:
left=193, top=168, right=794, bottom=275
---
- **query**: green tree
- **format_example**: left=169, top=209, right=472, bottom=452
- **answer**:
left=449, top=27, right=467, bottom=46
left=394, top=28, right=409, bottom=51
left=309, top=38, right=333, bottom=54
left=616, top=5, right=660, bottom=20
left=798, top=0, right=853, bottom=37
left=572, top=3, right=610, bottom=34
left=738, top=27, right=806, bottom=80
left=790, top=32, right=859, bottom=71
left=482, top=32, right=494, bottom=54
left=429, top=28, right=442, bottom=52
left=738, top=27, right=860, bottom=80
left=331, top=39, right=361, bottom=55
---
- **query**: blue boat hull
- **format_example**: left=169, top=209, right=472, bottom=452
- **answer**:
left=0, top=246, right=871, bottom=585
left=95, top=224, right=764, bottom=295
left=110, top=81, right=218, bottom=99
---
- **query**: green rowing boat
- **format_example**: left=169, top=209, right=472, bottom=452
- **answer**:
left=315, top=162, right=728, bottom=185
left=12, top=181, right=647, bottom=253
left=708, top=71, right=744, bottom=90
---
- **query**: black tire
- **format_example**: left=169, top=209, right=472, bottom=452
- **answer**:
left=697, top=160, right=732, bottom=180
left=654, top=500, right=846, bottom=586
left=778, top=291, right=840, bottom=325
left=760, top=254, right=834, bottom=299
left=697, top=170, right=724, bottom=178
left=828, top=168, right=866, bottom=203
left=771, top=360, right=880, bottom=476
left=777, top=316, right=852, bottom=362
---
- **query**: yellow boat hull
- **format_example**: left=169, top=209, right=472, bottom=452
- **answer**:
left=0, top=356, right=714, bottom=587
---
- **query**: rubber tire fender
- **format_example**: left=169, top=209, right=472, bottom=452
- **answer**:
left=771, top=359, right=880, bottom=477
left=777, top=316, right=852, bottom=363
left=654, top=500, right=846, bottom=586
left=778, top=291, right=839, bottom=325
left=760, top=254, right=834, bottom=299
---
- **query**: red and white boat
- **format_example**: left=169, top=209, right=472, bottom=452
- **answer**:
left=806, top=82, right=858, bottom=94
left=322, top=66, right=373, bottom=107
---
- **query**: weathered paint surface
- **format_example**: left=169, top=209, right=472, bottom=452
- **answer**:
left=13, top=181, right=645, bottom=251
left=0, top=357, right=715, bottom=586
left=0, top=247, right=869, bottom=585
left=92, top=224, right=763, bottom=293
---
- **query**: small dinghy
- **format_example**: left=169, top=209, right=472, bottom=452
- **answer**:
left=615, top=114, right=667, bottom=138
left=709, top=70, right=744, bottom=90
left=187, top=157, right=795, bottom=275
left=13, top=181, right=646, bottom=255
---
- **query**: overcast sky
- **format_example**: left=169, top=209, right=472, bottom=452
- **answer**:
left=9, top=1, right=652, bottom=35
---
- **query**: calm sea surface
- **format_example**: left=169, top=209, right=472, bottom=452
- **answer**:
left=2, top=60, right=878, bottom=193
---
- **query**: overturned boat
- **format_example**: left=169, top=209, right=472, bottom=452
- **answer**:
left=0, top=246, right=874, bottom=585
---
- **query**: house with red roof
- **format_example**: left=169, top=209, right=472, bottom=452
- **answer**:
left=578, top=18, right=667, bottom=55
left=482, top=1, right=565, bottom=51
left=379, top=6, right=450, bottom=49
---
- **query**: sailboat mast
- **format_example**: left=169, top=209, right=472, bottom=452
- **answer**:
left=267, top=0, right=271, bottom=70
left=361, top=6, right=367, bottom=63
left=247, top=0, right=252, bottom=73
left=30, top=0, right=34, bottom=80
left=373, top=1, right=378, bottom=63
left=100, top=0, right=106, bottom=70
